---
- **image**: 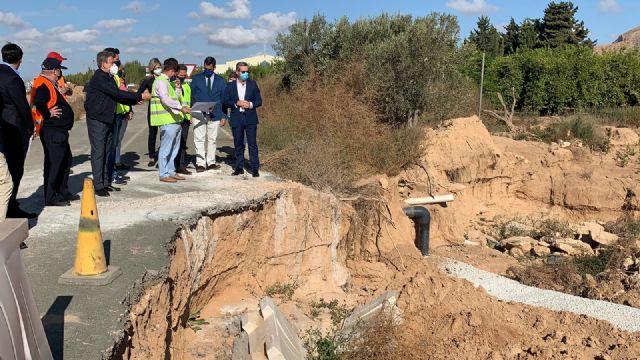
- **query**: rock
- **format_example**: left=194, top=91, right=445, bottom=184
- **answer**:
left=531, top=245, right=551, bottom=257
left=502, top=236, right=537, bottom=253
left=573, top=222, right=619, bottom=246
left=378, top=177, right=389, bottom=189
left=622, top=257, right=635, bottom=270
left=509, top=248, right=525, bottom=258
left=609, top=127, right=640, bottom=147
left=553, top=238, right=594, bottom=256
left=560, top=141, right=571, bottom=148
left=448, top=183, right=467, bottom=193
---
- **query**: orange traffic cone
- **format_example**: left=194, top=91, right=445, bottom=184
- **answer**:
left=59, top=178, right=121, bottom=285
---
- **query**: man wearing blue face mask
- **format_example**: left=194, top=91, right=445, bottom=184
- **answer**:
left=189, top=56, right=227, bottom=173
left=223, top=62, right=262, bottom=177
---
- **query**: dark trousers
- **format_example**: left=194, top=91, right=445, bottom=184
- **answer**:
left=3, top=131, right=28, bottom=213
left=40, top=127, right=72, bottom=204
left=107, top=115, right=124, bottom=183
left=87, top=118, right=114, bottom=191
left=174, top=120, right=190, bottom=169
left=147, top=113, right=158, bottom=159
left=232, top=121, right=259, bottom=171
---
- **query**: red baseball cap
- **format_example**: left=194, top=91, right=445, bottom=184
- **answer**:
left=46, top=51, right=67, bottom=61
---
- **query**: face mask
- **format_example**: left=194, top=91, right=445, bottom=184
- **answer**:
left=114, top=60, right=121, bottom=68
left=109, top=64, right=118, bottom=75
left=239, top=72, right=249, bottom=81
left=153, top=68, right=162, bottom=76
left=203, top=69, right=213, bottom=77
left=177, top=76, right=186, bottom=83
left=170, top=75, right=177, bottom=82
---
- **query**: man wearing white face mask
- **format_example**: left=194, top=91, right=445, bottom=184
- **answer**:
left=84, top=50, right=151, bottom=196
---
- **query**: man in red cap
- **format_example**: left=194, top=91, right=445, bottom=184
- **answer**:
left=46, top=51, right=72, bottom=98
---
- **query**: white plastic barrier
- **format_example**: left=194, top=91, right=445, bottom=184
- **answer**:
left=0, top=219, right=53, bottom=360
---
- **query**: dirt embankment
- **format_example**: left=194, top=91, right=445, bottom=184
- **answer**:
left=105, top=116, right=640, bottom=359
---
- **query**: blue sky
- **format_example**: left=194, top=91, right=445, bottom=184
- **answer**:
left=0, top=0, right=638, bottom=79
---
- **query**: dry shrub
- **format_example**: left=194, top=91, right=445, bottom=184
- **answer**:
left=258, top=69, right=423, bottom=193
left=66, top=86, right=86, bottom=121
left=340, top=311, right=424, bottom=360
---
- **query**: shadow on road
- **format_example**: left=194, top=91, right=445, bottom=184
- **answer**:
left=42, top=295, right=72, bottom=360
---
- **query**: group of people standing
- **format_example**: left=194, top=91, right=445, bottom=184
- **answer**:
left=0, top=42, right=263, bottom=221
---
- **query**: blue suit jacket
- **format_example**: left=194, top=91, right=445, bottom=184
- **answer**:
left=190, top=72, right=226, bottom=120
left=222, top=80, right=262, bottom=126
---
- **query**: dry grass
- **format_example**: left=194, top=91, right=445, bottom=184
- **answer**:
left=258, top=68, right=424, bottom=194
left=66, top=86, right=86, bottom=121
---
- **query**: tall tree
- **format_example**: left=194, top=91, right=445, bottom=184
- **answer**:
left=468, top=16, right=503, bottom=57
left=519, top=18, right=542, bottom=50
left=541, top=1, right=593, bottom=48
left=503, top=17, right=520, bottom=54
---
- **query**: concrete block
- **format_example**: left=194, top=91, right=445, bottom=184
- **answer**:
left=259, top=297, right=305, bottom=360
left=232, top=331, right=251, bottom=360
left=343, top=290, right=400, bottom=330
left=241, top=311, right=267, bottom=360
left=58, top=266, right=121, bottom=286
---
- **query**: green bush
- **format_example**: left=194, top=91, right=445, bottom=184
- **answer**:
left=480, top=47, right=640, bottom=115
left=274, top=13, right=475, bottom=125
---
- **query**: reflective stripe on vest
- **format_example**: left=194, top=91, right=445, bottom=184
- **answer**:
left=174, top=82, right=191, bottom=120
left=114, top=75, right=131, bottom=115
left=150, top=76, right=182, bottom=126
left=29, top=75, right=57, bottom=136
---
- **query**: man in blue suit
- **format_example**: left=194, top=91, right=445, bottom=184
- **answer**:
left=190, top=56, right=227, bottom=172
left=223, top=61, right=262, bottom=177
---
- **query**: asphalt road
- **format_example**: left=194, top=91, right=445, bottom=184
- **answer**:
left=16, top=104, right=279, bottom=359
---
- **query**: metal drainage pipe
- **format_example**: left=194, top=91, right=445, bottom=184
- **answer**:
left=403, top=206, right=431, bottom=256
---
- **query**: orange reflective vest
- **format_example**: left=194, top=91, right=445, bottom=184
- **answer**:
left=29, top=76, right=57, bottom=136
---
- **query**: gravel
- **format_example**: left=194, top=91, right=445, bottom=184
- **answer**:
left=442, top=259, right=640, bottom=332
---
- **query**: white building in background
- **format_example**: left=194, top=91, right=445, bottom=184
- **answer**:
left=214, top=54, right=282, bottom=74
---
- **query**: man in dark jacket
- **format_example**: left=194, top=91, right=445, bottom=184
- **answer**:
left=222, top=61, right=262, bottom=177
left=0, top=43, right=36, bottom=218
left=85, top=50, right=150, bottom=196
left=33, top=58, right=79, bottom=206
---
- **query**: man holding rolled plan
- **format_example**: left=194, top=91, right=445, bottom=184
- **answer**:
left=189, top=56, right=227, bottom=172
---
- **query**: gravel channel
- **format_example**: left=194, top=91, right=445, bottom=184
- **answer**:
left=442, top=259, right=640, bottom=332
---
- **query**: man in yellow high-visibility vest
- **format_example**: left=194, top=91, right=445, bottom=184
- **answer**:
left=173, top=64, right=192, bottom=175
left=150, top=58, right=190, bottom=183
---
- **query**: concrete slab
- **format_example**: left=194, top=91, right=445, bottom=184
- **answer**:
left=342, top=290, right=400, bottom=330
left=58, top=266, right=122, bottom=286
left=241, top=311, right=267, bottom=360
left=259, top=297, right=305, bottom=360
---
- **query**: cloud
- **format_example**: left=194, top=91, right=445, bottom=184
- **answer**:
left=207, top=26, right=272, bottom=47
left=124, top=1, right=159, bottom=14
left=13, top=28, right=43, bottom=41
left=124, top=46, right=164, bottom=55
left=203, top=11, right=296, bottom=48
left=125, top=35, right=174, bottom=46
left=188, top=23, right=214, bottom=34
left=59, top=29, right=99, bottom=43
left=598, top=0, right=622, bottom=14
left=445, top=0, right=498, bottom=15
left=178, top=49, right=205, bottom=57
left=255, top=11, right=296, bottom=32
left=95, top=18, right=137, bottom=31
left=199, top=0, right=250, bottom=19
left=49, top=24, right=75, bottom=33
left=188, top=11, right=201, bottom=19
left=89, top=44, right=109, bottom=52
left=0, top=12, right=28, bottom=28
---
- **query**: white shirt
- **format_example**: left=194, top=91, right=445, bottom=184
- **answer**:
left=154, top=73, right=182, bottom=115
left=235, top=80, right=253, bottom=112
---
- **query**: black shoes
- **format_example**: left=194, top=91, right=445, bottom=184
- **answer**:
left=177, top=167, right=192, bottom=175
left=105, top=185, right=121, bottom=192
left=231, top=168, right=244, bottom=176
left=147, top=158, right=157, bottom=167
left=95, top=189, right=110, bottom=197
left=113, top=178, right=128, bottom=185
left=207, top=164, right=221, bottom=170
left=7, top=208, right=38, bottom=219
left=115, top=163, right=130, bottom=171
left=46, top=200, right=70, bottom=207
left=65, top=194, right=81, bottom=201
left=196, top=166, right=206, bottom=173
left=252, top=170, right=260, bottom=178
